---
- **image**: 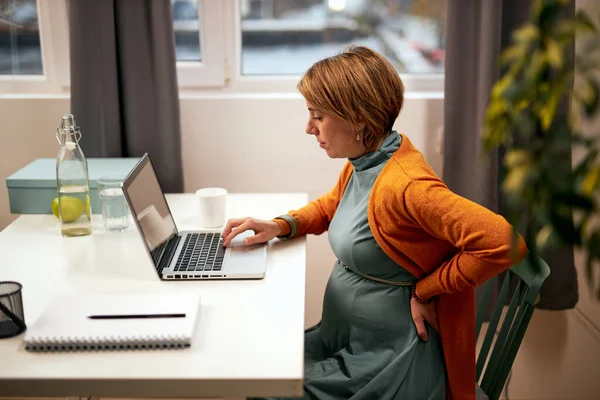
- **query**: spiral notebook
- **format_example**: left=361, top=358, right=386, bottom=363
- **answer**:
left=24, top=291, right=200, bottom=352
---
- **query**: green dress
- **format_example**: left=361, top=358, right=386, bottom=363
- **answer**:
left=257, top=132, right=447, bottom=400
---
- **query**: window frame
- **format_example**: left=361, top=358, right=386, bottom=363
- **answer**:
left=176, top=0, right=226, bottom=88
left=0, top=0, right=444, bottom=95
left=0, top=0, right=69, bottom=94
left=216, top=0, right=444, bottom=94
left=0, top=0, right=228, bottom=93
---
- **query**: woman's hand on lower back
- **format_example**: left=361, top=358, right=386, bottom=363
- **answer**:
left=221, top=217, right=282, bottom=247
left=410, top=296, right=439, bottom=341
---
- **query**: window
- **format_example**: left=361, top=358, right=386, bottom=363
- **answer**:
left=0, top=0, right=42, bottom=75
left=172, top=0, right=202, bottom=61
left=172, top=0, right=225, bottom=88
left=239, top=0, right=446, bottom=76
left=0, top=0, right=69, bottom=94
left=1, top=0, right=445, bottom=94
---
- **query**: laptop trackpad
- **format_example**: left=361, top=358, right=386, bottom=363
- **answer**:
left=225, top=231, right=267, bottom=274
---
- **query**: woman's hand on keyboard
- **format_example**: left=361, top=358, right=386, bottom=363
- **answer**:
left=221, top=217, right=281, bottom=247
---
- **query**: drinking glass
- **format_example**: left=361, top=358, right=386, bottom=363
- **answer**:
left=97, top=177, right=130, bottom=232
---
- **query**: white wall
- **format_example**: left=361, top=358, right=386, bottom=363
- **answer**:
left=0, top=96, right=71, bottom=229
left=1, top=91, right=600, bottom=399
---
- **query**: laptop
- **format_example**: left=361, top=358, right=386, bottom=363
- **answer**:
left=122, top=153, right=267, bottom=280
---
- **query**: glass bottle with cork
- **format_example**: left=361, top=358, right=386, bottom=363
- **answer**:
left=55, top=114, right=92, bottom=237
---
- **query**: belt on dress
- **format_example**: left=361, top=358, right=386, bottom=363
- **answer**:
left=337, top=260, right=415, bottom=287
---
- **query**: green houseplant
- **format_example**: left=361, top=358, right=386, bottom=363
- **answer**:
left=483, top=0, right=600, bottom=299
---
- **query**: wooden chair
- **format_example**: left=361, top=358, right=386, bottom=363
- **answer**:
left=475, top=256, right=551, bottom=400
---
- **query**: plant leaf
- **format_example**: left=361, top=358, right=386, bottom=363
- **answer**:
left=483, top=116, right=511, bottom=152
left=491, top=75, right=514, bottom=100
left=539, top=85, right=563, bottom=130
left=525, top=50, right=547, bottom=82
left=577, top=216, right=590, bottom=238
left=586, top=83, right=600, bottom=117
left=504, top=83, right=525, bottom=102
left=581, top=163, right=600, bottom=195
left=579, top=77, right=600, bottom=117
left=505, top=149, right=530, bottom=168
left=536, top=224, right=554, bottom=250
left=513, top=24, right=540, bottom=44
left=503, top=165, right=530, bottom=195
left=545, top=39, right=563, bottom=68
left=513, top=112, right=536, bottom=138
left=576, top=10, right=597, bottom=33
left=556, top=19, right=578, bottom=42
left=552, top=192, right=596, bottom=212
left=500, top=45, right=526, bottom=65
left=485, top=99, right=510, bottom=123
left=573, top=149, right=599, bottom=185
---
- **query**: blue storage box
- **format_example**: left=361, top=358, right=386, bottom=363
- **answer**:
left=6, top=158, right=140, bottom=214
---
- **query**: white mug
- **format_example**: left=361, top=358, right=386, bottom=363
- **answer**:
left=196, top=187, right=227, bottom=228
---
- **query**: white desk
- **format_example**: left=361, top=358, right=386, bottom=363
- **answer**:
left=0, top=193, right=307, bottom=399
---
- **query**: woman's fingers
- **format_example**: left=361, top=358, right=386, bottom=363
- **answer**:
left=243, top=231, right=270, bottom=245
left=222, top=218, right=279, bottom=247
left=410, top=296, right=437, bottom=342
left=412, top=313, right=429, bottom=342
left=222, top=218, right=245, bottom=239
left=222, top=218, right=254, bottom=247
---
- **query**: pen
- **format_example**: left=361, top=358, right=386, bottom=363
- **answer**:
left=87, top=313, right=186, bottom=320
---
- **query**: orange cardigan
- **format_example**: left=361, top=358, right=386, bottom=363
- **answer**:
left=275, top=134, right=527, bottom=400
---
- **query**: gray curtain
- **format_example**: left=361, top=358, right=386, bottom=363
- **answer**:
left=69, top=0, right=183, bottom=193
left=444, top=0, right=578, bottom=310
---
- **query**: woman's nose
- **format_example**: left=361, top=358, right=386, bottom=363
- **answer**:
left=306, top=122, right=316, bottom=135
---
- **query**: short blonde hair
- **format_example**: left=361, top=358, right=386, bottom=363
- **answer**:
left=297, top=45, right=404, bottom=151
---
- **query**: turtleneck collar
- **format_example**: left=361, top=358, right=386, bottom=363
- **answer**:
left=349, top=131, right=401, bottom=171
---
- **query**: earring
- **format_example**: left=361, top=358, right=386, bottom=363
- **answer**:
left=356, top=134, right=360, bottom=141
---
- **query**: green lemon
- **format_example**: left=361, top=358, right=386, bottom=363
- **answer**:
left=52, top=196, right=84, bottom=222
left=51, top=198, right=59, bottom=218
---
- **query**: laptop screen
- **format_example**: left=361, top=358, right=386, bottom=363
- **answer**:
left=122, top=155, right=177, bottom=254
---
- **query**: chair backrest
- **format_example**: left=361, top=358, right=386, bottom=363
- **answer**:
left=475, top=255, right=550, bottom=400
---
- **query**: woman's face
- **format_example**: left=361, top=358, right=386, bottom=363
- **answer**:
left=304, top=101, right=366, bottom=159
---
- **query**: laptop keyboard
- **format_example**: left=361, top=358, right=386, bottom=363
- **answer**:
left=151, top=239, right=169, bottom=266
left=174, top=233, right=225, bottom=272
